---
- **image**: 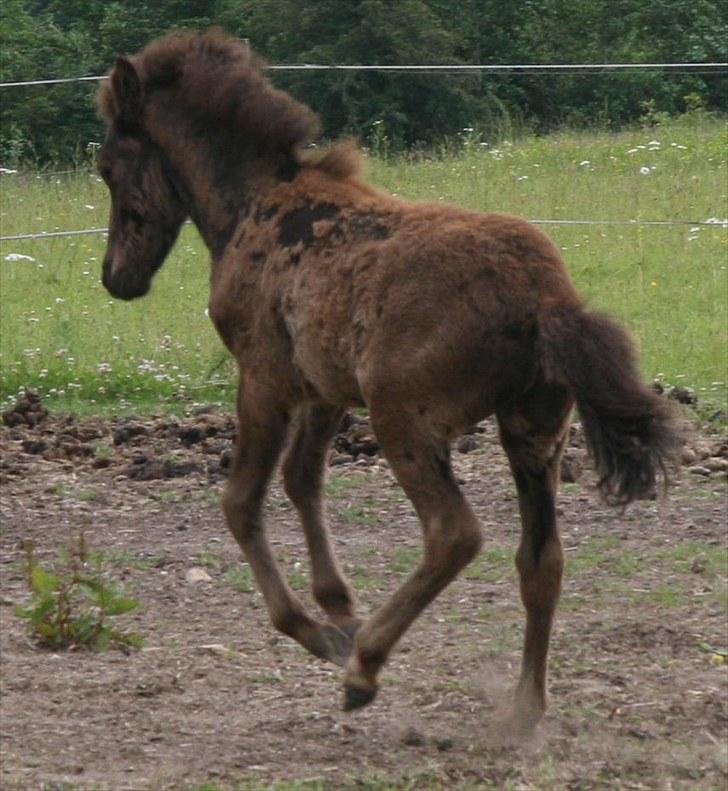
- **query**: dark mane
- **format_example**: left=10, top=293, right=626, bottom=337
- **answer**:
left=100, top=28, right=320, bottom=152
left=301, top=139, right=365, bottom=179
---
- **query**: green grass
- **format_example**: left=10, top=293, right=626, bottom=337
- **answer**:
left=1, top=116, right=726, bottom=414
left=392, top=546, right=421, bottom=574
left=325, top=471, right=369, bottom=498
left=339, top=501, right=378, bottom=526
left=463, top=546, right=513, bottom=582
left=658, top=541, right=728, bottom=578
left=350, top=563, right=386, bottom=591
left=182, top=780, right=452, bottom=791
left=222, top=561, right=255, bottom=593
left=180, top=774, right=530, bottom=791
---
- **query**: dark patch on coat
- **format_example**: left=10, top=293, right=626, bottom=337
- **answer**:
left=278, top=203, right=340, bottom=248
left=250, top=251, right=265, bottom=265
left=347, top=213, right=391, bottom=241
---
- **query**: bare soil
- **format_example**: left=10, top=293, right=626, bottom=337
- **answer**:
left=1, top=402, right=726, bottom=790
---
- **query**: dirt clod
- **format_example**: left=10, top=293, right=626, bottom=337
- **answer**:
left=2, top=389, right=48, bottom=428
left=401, top=727, right=425, bottom=747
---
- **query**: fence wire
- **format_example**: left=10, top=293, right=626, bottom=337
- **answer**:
left=2, top=218, right=727, bottom=244
left=2, top=60, right=725, bottom=243
left=1, top=62, right=726, bottom=89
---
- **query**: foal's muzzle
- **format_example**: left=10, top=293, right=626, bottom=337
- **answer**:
left=102, top=253, right=151, bottom=300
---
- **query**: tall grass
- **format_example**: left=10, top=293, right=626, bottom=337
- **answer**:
left=1, top=116, right=726, bottom=415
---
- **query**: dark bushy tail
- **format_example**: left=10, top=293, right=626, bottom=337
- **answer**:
left=539, top=307, right=680, bottom=504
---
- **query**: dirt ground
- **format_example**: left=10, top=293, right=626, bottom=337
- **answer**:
left=1, top=396, right=726, bottom=791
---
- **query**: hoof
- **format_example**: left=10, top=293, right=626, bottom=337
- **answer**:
left=507, top=709, right=541, bottom=741
left=343, top=682, right=377, bottom=711
left=511, top=696, right=545, bottom=739
left=314, top=624, right=355, bottom=667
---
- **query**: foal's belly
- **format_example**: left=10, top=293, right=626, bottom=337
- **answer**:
left=292, top=340, right=366, bottom=408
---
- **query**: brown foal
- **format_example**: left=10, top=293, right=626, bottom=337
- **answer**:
left=97, top=29, right=678, bottom=726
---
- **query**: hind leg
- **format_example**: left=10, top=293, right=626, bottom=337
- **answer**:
left=342, top=411, right=483, bottom=709
left=282, top=404, right=362, bottom=662
left=497, top=381, right=573, bottom=731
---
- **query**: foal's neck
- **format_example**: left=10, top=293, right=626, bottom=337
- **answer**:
left=157, top=124, right=293, bottom=260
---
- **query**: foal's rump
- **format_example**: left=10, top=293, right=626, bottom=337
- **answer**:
left=350, top=212, right=578, bottom=415
left=349, top=211, right=677, bottom=500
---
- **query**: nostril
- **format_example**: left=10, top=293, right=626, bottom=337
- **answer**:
left=101, top=253, right=114, bottom=282
left=101, top=252, right=123, bottom=296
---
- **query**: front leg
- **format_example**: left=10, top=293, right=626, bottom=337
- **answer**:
left=223, top=378, right=352, bottom=665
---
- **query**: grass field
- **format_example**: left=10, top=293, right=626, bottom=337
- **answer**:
left=1, top=115, right=726, bottom=415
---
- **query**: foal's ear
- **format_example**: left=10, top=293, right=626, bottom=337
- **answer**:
left=111, top=57, right=143, bottom=126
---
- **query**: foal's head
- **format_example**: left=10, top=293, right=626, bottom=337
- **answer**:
left=97, top=29, right=325, bottom=298
left=97, top=58, right=187, bottom=300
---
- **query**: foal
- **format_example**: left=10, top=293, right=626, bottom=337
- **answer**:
left=97, top=29, right=678, bottom=726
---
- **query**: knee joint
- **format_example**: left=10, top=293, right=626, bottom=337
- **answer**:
left=222, top=487, right=260, bottom=544
left=428, top=521, right=483, bottom=574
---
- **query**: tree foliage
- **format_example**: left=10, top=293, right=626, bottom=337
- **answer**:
left=1, top=0, right=725, bottom=163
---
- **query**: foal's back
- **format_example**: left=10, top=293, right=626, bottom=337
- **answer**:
left=212, top=158, right=580, bottom=422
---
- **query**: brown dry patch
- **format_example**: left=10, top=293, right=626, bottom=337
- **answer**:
left=1, top=406, right=726, bottom=790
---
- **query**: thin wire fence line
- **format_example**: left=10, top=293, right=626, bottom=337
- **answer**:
left=2, top=61, right=727, bottom=88
left=3, top=217, right=726, bottom=243
left=1, top=228, right=110, bottom=242
left=274, top=62, right=728, bottom=74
